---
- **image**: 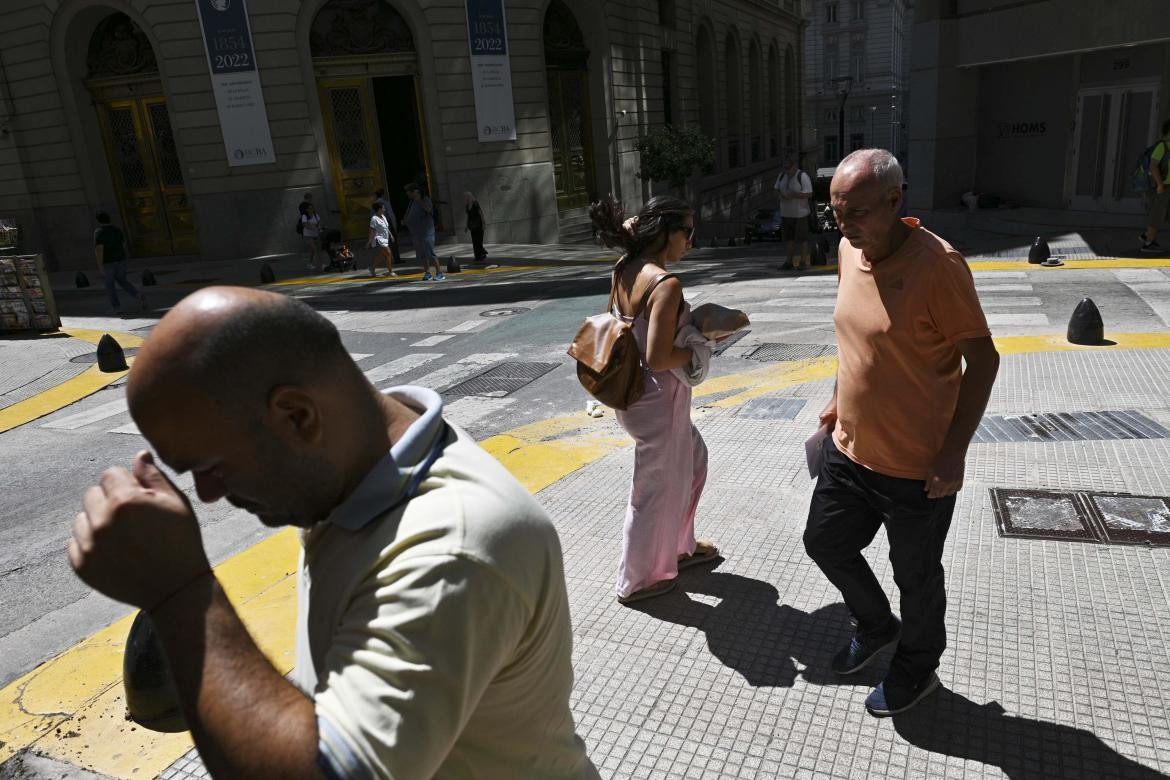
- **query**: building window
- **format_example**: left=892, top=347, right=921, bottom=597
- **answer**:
left=853, top=1, right=864, bottom=20
left=826, top=3, right=838, bottom=22
left=850, top=133, right=865, bottom=152
left=657, top=0, right=676, bottom=28
left=850, top=34, right=864, bottom=83
left=824, top=135, right=839, bottom=163
left=825, top=35, right=838, bottom=82
left=825, top=108, right=836, bottom=122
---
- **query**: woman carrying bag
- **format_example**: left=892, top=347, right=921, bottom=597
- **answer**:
left=588, top=194, right=719, bottom=605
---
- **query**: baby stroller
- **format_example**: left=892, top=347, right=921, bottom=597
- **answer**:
left=321, top=228, right=356, bottom=272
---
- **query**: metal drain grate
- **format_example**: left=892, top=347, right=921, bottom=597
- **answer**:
left=712, top=330, right=750, bottom=356
left=973, top=410, right=1170, bottom=444
left=990, top=488, right=1170, bottom=546
left=735, top=397, right=807, bottom=420
left=442, top=361, right=558, bottom=398
left=745, top=343, right=837, bottom=362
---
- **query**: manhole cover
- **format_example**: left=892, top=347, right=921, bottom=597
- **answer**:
left=442, top=361, right=558, bottom=397
left=480, top=307, right=530, bottom=317
left=71, top=347, right=140, bottom=364
left=736, top=397, right=806, bottom=420
left=713, top=330, right=750, bottom=356
left=973, top=410, right=1170, bottom=444
left=1084, top=493, right=1170, bottom=546
left=989, top=488, right=1098, bottom=543
left=746, top=343, right=837, bottom=362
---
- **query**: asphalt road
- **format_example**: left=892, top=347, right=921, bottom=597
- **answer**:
left=2, top=243, right=1167, bottom=688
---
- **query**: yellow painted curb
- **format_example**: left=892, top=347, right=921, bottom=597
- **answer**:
left=0, top=329, right=144, bottom=435
left=968, top=258, right=1170, bottom=271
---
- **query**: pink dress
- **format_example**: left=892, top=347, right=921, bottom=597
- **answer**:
left=614, top=300, right=709, bottom=598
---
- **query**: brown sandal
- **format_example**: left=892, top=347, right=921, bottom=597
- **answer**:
left=678, top=541, right=720, bottom=571
left=617, top=578, right=677, bottom=605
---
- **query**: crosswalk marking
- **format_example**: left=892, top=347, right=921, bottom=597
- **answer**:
left=986, top=313, right=1048, bottom=326
left=760, top=299, right=836, bottom=307
left=411, top=334, right=456, bottom=347
left=973, top=271, right=1027, bottom=278
left=42, top=399, right=127, bottom=430
left=982, top=297, right=1043, bottom=307
left=414, top=353, right=515, bottom=392
left=443, top=397, right=518, bottom=428
left=363, top=353, right=444, bottom=384
left=749, top=311, right=831, bottom=322
left=975, top=283, right=1033, bottom=292
left=348, top=352, right=373, bottom=362
left=1113, top=269, right=1168, bottom=283
left=109, top=422, right=141, bottom=436
left=446, top=320, right=484, bottom=333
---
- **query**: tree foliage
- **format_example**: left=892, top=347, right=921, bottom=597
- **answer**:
left=634, top=125, right=716, bottom=189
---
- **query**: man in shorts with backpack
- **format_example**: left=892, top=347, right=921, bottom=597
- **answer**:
left=774, top=157, right=813, bottom=271
left=1140, top=120, right=1170, bottom=254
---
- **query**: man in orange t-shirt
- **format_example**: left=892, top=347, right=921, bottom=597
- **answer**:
left=803, top=149, right=1000, bottom=717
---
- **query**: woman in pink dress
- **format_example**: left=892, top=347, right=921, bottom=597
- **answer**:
left=589, top=195, right=719, bottom=604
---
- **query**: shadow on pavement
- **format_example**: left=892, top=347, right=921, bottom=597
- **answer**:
left=892, top=686, right=1167, bottom=780
left=628, top=568, right=884, bottom=688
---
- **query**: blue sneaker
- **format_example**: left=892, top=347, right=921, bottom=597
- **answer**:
left=833, top=616, right=901, bottom=674
left=436, top=272, right=445, bottom=281
left=864, top=673, right=940, bottom=717
left=422, top=272, right=432, bottom=281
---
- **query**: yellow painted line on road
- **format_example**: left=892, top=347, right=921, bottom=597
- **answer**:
left=0, top=329, right=144, bottom=434
left=7, top=327, right=1170, bottom=775
left=968, top=258, right=1170, bottom=271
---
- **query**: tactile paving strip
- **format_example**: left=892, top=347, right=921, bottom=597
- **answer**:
left=441, top=361, right=558, bottom=398
left=973, top=410, right=1170, bottom=444
left=745, top=343, right=837, bottom=362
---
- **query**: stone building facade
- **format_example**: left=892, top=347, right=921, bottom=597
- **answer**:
left=910, top=1, right=1170, bottom=215
left=0, top=0, right=805, bottom=271
left=803, top=0, right=912, bottom=169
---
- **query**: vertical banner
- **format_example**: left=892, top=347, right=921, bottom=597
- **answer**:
left=195, top=0, right=275, bottom=166
left=465, top=0, right=517, bottom=142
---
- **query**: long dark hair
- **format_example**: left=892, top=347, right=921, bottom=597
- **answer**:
left=589, top=194, right=692, bottom=267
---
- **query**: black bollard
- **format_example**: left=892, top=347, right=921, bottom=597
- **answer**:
left=1067, top=297, right=1105, bottom=345
left=75, top=271, right=90, bottom=288
left=141, top=268, right=156, bottom=286
left=1028, top=236, right=1050, bottom=265
left=447, top=256, right=461, bottom=274
left=96, top=333, right=128, bottom=372
left=123, top=611, right=186, bottom=733
left=260, top=262, right=275, bottom=284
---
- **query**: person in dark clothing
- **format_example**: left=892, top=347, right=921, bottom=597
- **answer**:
left=298, top=192, right=313, bottom=218
left=94, top=211, right=147, bottom=313
left=463, top=192, right=488, bottom=264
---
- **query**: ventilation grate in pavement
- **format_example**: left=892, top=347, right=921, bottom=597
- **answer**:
left=712, top=329, right=749, bottom=356
left=990, top=488, right=1170, bottom=546
left=735, top=397, right=807, bottom=420
left=442, top=361, right=558, bottom=398
left=973, top=410, right=1170, bottom=444
left=745, top=343, right=837, bottom=362
left=480, top=307, right=531, bottom=317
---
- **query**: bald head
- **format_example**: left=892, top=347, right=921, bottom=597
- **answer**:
left=128, top=286, right=351, bottom=420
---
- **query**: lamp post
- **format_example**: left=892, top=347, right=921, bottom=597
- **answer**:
left=832, top=75, right=853, bottom=163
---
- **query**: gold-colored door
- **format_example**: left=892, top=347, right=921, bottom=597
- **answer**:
left=96, top=97, right=197, bottom=256
left=547, top=69, right=594, bottom=211
left=319, top=79, right=383, bottom=239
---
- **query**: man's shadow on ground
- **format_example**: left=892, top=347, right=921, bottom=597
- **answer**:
left=630, top=564, right=1166, bottom=779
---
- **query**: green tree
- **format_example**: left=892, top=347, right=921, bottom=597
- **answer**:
left=635, top=125, right=716, bottom=190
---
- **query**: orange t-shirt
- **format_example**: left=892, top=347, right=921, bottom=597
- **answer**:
left=832, top=218, right=990, bottom=480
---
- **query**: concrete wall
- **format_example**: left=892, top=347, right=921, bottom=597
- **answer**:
left=0, top=0, right=803, bottom=269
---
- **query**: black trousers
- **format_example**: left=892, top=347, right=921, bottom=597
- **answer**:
left=470, top=225, right=487, bottom=261
left=803, top=435, right=956, bottom=689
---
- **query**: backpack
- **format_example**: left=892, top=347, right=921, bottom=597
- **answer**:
left=1131, top=141, right=1167, bottom=193
left=295, top=214, right=304, bottom=234
left=567, top=268, right=676, bottom=410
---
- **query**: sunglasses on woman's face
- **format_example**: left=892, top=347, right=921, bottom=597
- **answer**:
left=679, top=225, right=695, bottom=242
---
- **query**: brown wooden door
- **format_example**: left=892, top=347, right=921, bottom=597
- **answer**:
left=319, top=79, right=383, bottom=239
left=96, top=97, right=197, bottom=256
left=547, top=69, right=594, bottom=211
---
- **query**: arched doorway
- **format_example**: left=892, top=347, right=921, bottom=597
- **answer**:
left=749, top=40, right=762, bottom=163
left=769, top=43, right=781, bottom=157
left=784, top=45, right=797, bottom=150
left=724, top=33, right=743, bottom=168
left=85, top=12, right=196, bottom=256
left=544, top=0, right=596, bottom=213
left=310, top=0, right=433, bottom=239
left=696, top=25, right=716, bottom=155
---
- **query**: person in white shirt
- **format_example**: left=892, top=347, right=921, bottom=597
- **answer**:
left=366, top=202, right=396, bottom=278
left=301, top=204, right=324, bottom=273
left=68, top=287, right=600, bottom=779
left=774, top=158, right=814, bottom=271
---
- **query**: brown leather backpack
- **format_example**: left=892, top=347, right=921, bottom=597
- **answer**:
left=567, top=268, right=675, bottom=410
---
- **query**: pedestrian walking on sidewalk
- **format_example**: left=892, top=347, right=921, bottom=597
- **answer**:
left=802, top=149, right=1000, bottom=717
left=94, top=211, right=147, bottom=313
left=300, top=203, right=323, bottom=272
left=589, top=194, right=718, bottom=605
left=371, top=188, right=404, bottom=269
left=405, top=183, right=443, bottom=281
left=464, top=191, right=488, bottom=264
left=774, top=157, right=813, bottom=271
left=68, top=287, right=600, bottom=779
left=367, top=201, right=396, bottom=277
left=1140, top=119, right=1170, bottom=254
